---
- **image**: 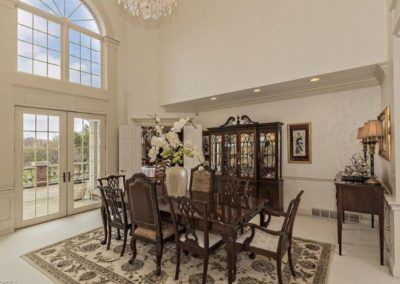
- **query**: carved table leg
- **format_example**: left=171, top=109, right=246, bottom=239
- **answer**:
left=100, top=204, right=108, bottom=245
left=337, top=203, right=342, bottom=255
left=379, top=212, right=384, bottom=265
left=223, top=233, right=237, bottom=284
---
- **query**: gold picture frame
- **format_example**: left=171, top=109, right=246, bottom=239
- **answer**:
left=288, top=122, right=312, bottom=163
left=378, top=106, right=391, bottom=161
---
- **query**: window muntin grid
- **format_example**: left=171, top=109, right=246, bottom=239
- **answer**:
left=17, top=9, right=61, bottom=79
left=68, top=29, right=101, bottom=88
left=20, top=0, right=100, bottom=34
left=16, top=1, right=103, bottom=89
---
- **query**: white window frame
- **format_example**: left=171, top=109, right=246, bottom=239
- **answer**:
left=15, top=1, right=105, bottom=91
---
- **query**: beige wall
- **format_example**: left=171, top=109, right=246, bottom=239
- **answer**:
left=159, top=0, right=387, bottom=105
left=197, top=86, right=382, bottom=213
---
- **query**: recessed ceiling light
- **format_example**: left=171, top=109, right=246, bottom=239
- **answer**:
left=253, top=88, right=261, bottom=93
left=310, top=77, right=320, bottom=82
left=210, top=97, right=217, bottom=100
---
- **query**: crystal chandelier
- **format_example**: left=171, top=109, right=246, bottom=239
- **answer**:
left=117, top=0, right=178, bottom=20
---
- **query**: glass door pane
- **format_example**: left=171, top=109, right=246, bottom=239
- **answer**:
left=18, top=110, right=66, bottom=225
left=210, top=134, right=222, bottom=175
left=239, top=132, right=255, bottom=178
left=224, top=133, right=237, bottom=175
left=68, top=114, right=104, bottom=213
left=260, top=131, right=276, bottom=179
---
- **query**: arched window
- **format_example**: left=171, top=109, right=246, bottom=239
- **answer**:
left=17, top=0, right=103, bottom=88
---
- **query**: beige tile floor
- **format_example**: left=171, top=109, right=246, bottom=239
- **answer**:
left=0, top=211, right=398, bottom=284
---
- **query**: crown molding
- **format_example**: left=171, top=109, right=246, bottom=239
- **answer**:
left=131, top=117, right=180, bottom=126
left=163, top=76, right=381, bottom=113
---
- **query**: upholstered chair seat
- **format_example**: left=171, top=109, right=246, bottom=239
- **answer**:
left=236, top=229, right=279, bottom=252
left=179, top=230, right=222, bottom=248
left=134, top=222, right=175, bottom=241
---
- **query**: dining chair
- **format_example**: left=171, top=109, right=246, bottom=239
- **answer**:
left=168, top=196, right=223, bottom=284
left=234, top=190, right=304, bottom=284
left=189, top=165, right=215, bottom=198
left=126, top=173, right=176, bottom=276
left=218, top=175, right=252, bottom=208
left=98, top=175, right=127, bottom=240
left=154, top=160, right=170, bottom=196
left=98, top=185, right=132, bottom=256
left=98, top=175, right=126, bottom=191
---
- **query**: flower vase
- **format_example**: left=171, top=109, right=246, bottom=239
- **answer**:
left=165, top=164, right=188, bottom=197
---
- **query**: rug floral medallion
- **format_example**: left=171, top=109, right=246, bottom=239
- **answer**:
left=22, top=228, right=334, bottom=284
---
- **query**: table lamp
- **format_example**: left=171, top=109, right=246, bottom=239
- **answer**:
left=356, top=126, right=367, bottom=160
left=364, top=120, right=383, bottom=185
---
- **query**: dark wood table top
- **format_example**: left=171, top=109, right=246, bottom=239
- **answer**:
left=158, top=191, right=268, bottom=233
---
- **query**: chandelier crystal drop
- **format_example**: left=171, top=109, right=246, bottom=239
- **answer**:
left=117, top=0, right=178, bottom=20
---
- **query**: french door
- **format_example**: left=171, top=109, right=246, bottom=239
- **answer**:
left=15, top=107, right=105, bottom=228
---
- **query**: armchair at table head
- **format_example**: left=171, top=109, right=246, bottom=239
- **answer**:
left=235, top=190, right=304, bottom=284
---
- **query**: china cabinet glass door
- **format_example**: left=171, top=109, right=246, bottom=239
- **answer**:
left=224, top=133, right=237, bottom=175
left=259, top=130, right=277, bottom=179
left=211, top=134, right=222, bottom=175
left=239, top=132, right=255, bottom=178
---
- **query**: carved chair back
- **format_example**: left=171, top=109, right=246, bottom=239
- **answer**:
left=154, top=160, right=171, bottom=196
left=126, top=173, right=162, bottom=235
left=154, top=160, right=171, bottom=181
left=218, top=175, right=251, bottom=208
left=277, top=190, right=304, bottom=254
left=98, top=175, right=126, bottom=192
left=99, top=185, right=128, bottom=227
left=168, top=196, right=209, bottom=250
left=189, top=165, right=215, bottom=197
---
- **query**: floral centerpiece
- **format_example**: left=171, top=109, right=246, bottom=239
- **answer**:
left=148, top=115, right=205, bottom=166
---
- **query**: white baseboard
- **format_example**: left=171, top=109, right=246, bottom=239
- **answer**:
left=0, top=227, right=15, bottom=236
left=390, top=259, right=400, bottom=278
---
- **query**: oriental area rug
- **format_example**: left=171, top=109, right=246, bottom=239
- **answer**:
left=22, top=228, right=334, bottom=284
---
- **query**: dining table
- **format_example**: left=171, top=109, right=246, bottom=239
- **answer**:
left=161, top=191, right=268, bottom=283
left=100, top=189, right=268, bottom=284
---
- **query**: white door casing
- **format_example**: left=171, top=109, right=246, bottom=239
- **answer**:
left=183, top=124, right=203, bottom=187
left=119, top=125, right=142, bottom=178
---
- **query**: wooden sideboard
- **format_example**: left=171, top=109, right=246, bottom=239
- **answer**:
left=334, top=173, right=384, bottom=265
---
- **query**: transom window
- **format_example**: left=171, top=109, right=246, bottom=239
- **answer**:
left=17, top=0, right=102, bottom=89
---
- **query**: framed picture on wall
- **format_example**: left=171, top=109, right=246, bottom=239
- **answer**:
left=288, top=123, right=312, bottom=163
left=378, top=106, right=391, bottom=161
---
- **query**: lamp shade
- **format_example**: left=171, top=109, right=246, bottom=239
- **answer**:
left=356, top=127, right=364, bottom=139
left=362, top=122, right=369, bottom=138
left=364, top=120, right=383, bottom=138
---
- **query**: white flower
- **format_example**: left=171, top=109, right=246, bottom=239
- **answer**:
left=198, top=166, right=204, bottom=171
left=166, top=132, right=181, bottom=148
left=148, top=146, right=159, bottom=162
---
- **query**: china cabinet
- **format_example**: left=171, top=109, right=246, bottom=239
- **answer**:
left=207, top=116, right=283, bottom=210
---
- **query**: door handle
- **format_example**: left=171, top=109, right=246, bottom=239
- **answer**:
left=62, top=172, right=66, bottom=183
left=68, top=172, right=71, bottom=182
